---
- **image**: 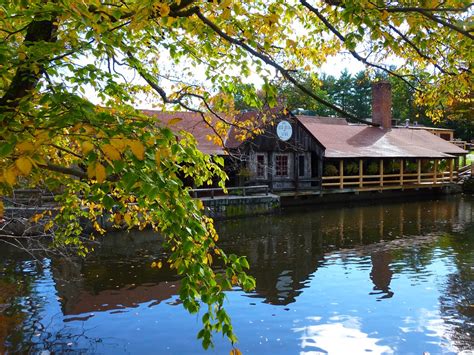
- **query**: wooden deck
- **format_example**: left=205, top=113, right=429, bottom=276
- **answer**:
left=321, top=158, right=457, bottom=191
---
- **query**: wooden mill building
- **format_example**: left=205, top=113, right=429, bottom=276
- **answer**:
left=225, top=82, right=467, bottom=192
left=144, top=82, right=468, bottom=194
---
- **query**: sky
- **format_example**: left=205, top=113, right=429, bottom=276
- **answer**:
left=83, top=50, right=367, bottom=110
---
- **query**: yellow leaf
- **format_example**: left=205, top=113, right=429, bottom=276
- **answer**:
left=151, top=261, right=157, bottom=268
left=31, top=212, right=44, bottom=223
left=195, top=199, right=203, bottom=210
left=110, top=137, right=127, bottom=151
left=18, top=51, right=26, bottom=61
left=4, top=168, right=17, bottom=186
left=231, top=275, right=238, bottom=285
left=82, top=141, right=94, bottom=154
left=381, top=10, right=389, bottom=21
left=128, top=140, right=145, bottom=160
left=113, top=213, right=122, bottom=224
left=146, top=137, right=156, bottom=147
left=16, top=141, right=35, bottom=153
left=95, top=162, right=106, bottom=183
left=124, top=212, right=132, bottom=226
left=87, top=164, right=95, bottom=179
left=44, top=220, right=53, bottom=231
left=160, top=3, right=170, bottom=16
left=230, top=348, right=242, bottom=355
left=157, top=261, right=162, bottom=269
left=155, top=150, right=161, bottom=166
left=93, top=221, right=102, bottom=232
left=15, top=157, right=32, bottom=175
left=102, top=144, right=121, bottom=160
left=168, top=117, right=182, bottom=125
left=207, top=253, right=213, bottom=265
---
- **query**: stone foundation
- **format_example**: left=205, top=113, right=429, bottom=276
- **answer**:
left=202, top=194, right=280, bottom=219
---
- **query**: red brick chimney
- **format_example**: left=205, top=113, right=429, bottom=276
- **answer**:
left=372, top=81, right=392, bottom=129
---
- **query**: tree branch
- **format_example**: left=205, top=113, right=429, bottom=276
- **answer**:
left=415, top=10, right=474, bottom=40
left=187, top=7, right=375, bottom=125
left=300, top=0, right=420, bottom=91
left=388, top=25, right=452, bottom=75
left=38, top=163, right=87, bottom=179
left=0, top=19, right=57, bottom=110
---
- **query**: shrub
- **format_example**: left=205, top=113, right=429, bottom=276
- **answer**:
left=366, top=161, right=379, bottom=175
left=344, top=161, right=359, bottom=175
left=421, top=160, right=433, bottom=173
left=324, top=164, right=338, bottom=176
left=386, top=160, right=401, bottom=173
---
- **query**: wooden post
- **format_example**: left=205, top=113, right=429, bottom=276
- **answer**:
left=434, top=160, right=438, bottom=184
left=359, top=159, right=363, bottom=188
left=379, top=159, right=384, bottom=187
left=417, top=159, right=421, bottom=184
left=318, top=156, right=323, bottom=191
left=268, top=152, right=273, bottom=192
left=295, top=153, right=299, bottom=192
left=400, top=159, right=404, bottom=185
left=339, top=159, right=344, bottom=189
left=449, top=158, right=454, bottom=182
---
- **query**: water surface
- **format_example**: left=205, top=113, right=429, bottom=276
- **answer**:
left=1, top=196, right=473, bottom=354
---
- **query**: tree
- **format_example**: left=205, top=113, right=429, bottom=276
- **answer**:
left=1, top=0, right=472, bottom=349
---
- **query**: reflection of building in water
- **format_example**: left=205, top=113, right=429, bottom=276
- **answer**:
left=369, top=251, right=394, bottom=299
left=217, top=197, right=473, bottom=306
left=51, top=230, right=180, bottom=316
left=53, top=259, right=180, bottom=315
left=218, top=214, right=325, bottom=305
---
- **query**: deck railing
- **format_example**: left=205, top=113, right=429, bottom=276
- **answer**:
left=322, top=159, right=457, bottom=190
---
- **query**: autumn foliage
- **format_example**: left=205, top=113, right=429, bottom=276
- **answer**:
left=0, top=0, right=472, bottom=348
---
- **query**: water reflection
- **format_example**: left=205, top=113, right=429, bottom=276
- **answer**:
left=295, top=315, right=393, bottom=354
left=0, top=196, right=473, bottom=353
left=369, top=251, right=394, bottom=299
left=217, top=196, right=473, bottom=306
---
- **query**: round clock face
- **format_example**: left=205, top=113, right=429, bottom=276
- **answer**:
left=276, top=120, right=292, bottom=141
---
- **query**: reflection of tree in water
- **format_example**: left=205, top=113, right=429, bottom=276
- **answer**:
left=216, top=197, right=474, bottom=307
left=437, top=229, right=474, bottom=351
left=369, top=251, right=394, bottom=299
left=1, top=258, right=123, bottom=353
left=0, top=257, right=38, bottom=352
left=1, top=197, right=473, bottom=351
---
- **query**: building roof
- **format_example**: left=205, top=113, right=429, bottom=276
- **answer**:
left=295, top=115, right=348, bottom=125
left=141, top=110, right=226, bottom=155
left=297, top=115, right=467, bottom=158
left=394, top=125, right=455, bottom=132
left=140, top=110, right=466, bottom=159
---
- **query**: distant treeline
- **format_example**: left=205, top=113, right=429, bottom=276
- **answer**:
left=235, top=70, right=473, bottom=141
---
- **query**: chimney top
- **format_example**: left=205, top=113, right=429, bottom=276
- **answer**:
left=372, top=81, right=392, bottom=130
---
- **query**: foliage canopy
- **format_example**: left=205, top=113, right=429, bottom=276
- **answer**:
left=0, top=0, right=472, bottom=348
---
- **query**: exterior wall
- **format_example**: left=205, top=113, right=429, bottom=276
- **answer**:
left=230, top=113, right=325, bottom=191
left=270, top=151, right=294, bottom=190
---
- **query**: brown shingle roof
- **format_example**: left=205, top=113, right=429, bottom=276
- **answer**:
left=297, top=116, right=467, bottom=158
left=295, top=115, right=348, bottom=125
left=141, top=110, right=226, bottom=155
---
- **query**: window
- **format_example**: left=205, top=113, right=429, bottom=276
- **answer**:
left=440, top=133, right=451, bottom=141
left=298, top=155, right=305, bottom=177
left=256, top=154, right=265, bottom=178
left=275, top=154, right=289, bottom=177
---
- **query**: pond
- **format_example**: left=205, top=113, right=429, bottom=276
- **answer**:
left=1, top=196, right=473, bottom=354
